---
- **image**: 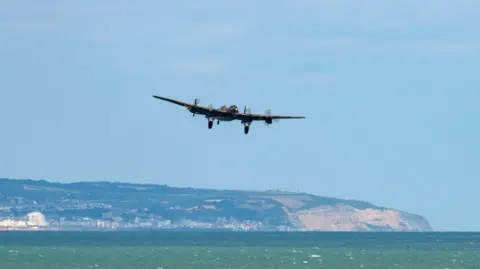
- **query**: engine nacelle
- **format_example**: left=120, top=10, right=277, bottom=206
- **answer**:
left=265, top=118, right=273, bottom=124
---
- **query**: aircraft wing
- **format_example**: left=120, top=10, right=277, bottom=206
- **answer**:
left=152, top=95, right=230, bottom=117
left=235, top=113, right=306, bottom=121
left=153, top=95, right=192, bottom=107
left=269, top=115, right=305, bottom=119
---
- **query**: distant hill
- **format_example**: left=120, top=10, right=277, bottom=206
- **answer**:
left=0, top=178, right=432, bottom=231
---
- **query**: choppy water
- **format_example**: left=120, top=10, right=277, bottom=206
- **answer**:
left=0, top=231, right=479, bottom=269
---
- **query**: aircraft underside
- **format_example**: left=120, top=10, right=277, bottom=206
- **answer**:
left=205, top=116, right=251, bottom=134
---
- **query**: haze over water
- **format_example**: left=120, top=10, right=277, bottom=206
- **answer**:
left=1, top=231, right=479, bottom=269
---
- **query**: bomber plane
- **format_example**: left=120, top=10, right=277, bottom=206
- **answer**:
left=152, top=95, right=306, bottom=134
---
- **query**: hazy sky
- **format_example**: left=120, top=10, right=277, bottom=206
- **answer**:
left=1, top=1, right=479, bottom=231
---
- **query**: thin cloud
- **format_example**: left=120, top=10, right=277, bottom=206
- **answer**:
left=297, top=37, right=479, bottom=57
left=2, top=1, right=478, bottom=43
left=1, top=0, right=478, bottom=77
left=300, top=0, right=479, bottom=31
left=171, top=59, right=225, bottom=74
left=189, top=23, right=248, bottom=40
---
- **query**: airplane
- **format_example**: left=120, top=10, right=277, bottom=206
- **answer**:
left=152, top=95, right=306, bottom=134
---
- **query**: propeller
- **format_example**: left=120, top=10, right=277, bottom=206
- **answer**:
left=244, top=105, right=251, bottom=114
left=192, top=98, right=200, bottom=117
left=264, top=109, right=279, bottom=126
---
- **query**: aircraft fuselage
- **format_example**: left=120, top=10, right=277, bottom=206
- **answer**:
left=188, top=105, right=238, bottom=121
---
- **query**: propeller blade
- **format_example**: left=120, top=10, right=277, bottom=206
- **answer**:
left=264, top=108, right=278, bottom=125
left=208, top=104, right=214, bottom=110
left=194, top=98, right=200, bottom=105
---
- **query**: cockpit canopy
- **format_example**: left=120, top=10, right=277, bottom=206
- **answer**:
left=219, top=105, right=239, bottom=113
left=228, top=105, right=239, bottom=113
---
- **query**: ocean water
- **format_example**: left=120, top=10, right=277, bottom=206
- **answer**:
left=0, top=231, right=479, bottom=269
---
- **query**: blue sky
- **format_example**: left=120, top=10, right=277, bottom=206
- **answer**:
left=1, top=1, right=479, bottom=231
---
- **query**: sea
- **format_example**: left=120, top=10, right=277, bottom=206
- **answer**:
left=0, top=231, right=478, bottom=269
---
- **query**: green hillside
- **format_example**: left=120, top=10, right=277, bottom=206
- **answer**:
left=0, top=178, right=430, bottom=231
